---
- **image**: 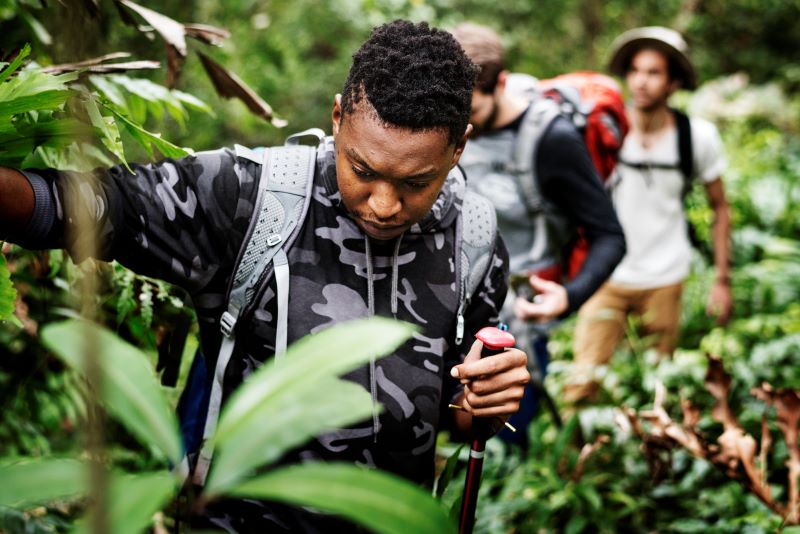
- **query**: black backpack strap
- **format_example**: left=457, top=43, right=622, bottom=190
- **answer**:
left=672, top=107, right=694, bottom=198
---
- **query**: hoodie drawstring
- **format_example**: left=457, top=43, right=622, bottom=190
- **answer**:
left=364, top=234, right=404, bottom=443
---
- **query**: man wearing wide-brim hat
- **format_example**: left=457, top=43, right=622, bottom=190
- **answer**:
left=568, top=26, right=733, bottom=404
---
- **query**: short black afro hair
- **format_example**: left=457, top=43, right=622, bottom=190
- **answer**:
left=341, top=20, right=478, bottom=146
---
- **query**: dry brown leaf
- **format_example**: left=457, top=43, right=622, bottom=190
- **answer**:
left=753, top=384, right=800, bottom=523
left=184, top=23, right=231, bottom=46
left=760, top=415, right=772, bottom=488
left=197, top=51, right=287, bottom=127
left=572, top=435, right=610, bottom=481
left=705, top=354, right=739, bottom=430
left=41, top=53, right=160, bottom=75
left=118, top=0, right=187, bottom=55
left=681, top=398, right=701, bottom=428
left=117, top=0, right=187, bottom=87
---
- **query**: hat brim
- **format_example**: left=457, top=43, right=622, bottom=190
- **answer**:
left=608, top=38, right=697, bottom=90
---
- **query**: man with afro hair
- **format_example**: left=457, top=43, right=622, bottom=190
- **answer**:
left=0, top=20, right=529, bottom=531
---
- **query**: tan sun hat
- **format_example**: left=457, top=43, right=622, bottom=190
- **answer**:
left=608, top=26, right=697, bottom=90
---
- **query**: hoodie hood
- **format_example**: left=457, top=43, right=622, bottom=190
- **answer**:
left=317, top=136, right=466, bottom=235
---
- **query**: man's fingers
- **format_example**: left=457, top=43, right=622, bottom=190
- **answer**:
left=464, top=385, right=526, bottom=410
left=453, top=349, right=526, bottom=380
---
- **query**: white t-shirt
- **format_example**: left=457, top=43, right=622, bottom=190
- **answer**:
left=610, top=116, right=727, bottom=288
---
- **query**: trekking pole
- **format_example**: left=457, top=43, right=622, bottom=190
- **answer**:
left=458, top=326, right=516, bottom=534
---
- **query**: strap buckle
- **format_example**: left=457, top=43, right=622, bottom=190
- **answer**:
left=220, top=311, right=237, bottom=338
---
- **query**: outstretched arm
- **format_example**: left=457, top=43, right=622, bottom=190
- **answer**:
left=0, top=167, right=35, bottom=238
left=704, top=177, right=732, bottom=325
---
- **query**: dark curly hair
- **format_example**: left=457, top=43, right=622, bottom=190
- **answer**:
left=341, top=20, right=478, bottom=146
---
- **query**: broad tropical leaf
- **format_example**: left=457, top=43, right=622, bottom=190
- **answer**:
left=228, top=463, right=456, bottom=534
left=74, top=471, right=177, bottom=534
left=41, top=320, right=182, bottom=464
left=0, top=252, right=15, bottom=321
left=206, top=377, right=376, bottom=492
left=0, top=458, right=86, bottom=507
left=206, top=317, right=416, bottom=492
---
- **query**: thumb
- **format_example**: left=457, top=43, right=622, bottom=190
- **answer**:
left=529, top=275, right=553, bottom=293
left=451, top=339, right=483, bottom=378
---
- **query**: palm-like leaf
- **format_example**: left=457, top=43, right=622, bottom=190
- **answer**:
left=228, top=463, right=456, bottom=534
left=206, top=317, right=416, bottom=493
left=41, top=319, right=182, bottom=464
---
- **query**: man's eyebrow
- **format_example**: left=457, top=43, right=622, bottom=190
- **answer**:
left=345, top=147, right=374, bottom=171
left=344, top=146, right=439, bottom=180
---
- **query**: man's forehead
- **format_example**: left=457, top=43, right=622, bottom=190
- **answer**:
left=631, top=47, right=670, bottom=66
left=342, top=104, right=452, bottom=153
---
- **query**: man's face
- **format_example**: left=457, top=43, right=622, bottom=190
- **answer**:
left=332, top=95, right=469, bottom=241
left=469, top=88, right=499, bottom=137
left=626, top=48, right=679, bottom=111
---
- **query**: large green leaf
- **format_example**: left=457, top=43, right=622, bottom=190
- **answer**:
left=0, top=43, right=30, bottom=85
left=228, top=463, right=456, bottom=534
left=206, top=317, right=416, bottom=493
left=107, top=105, right=191, bottom=160
left=0, top=252, right=15, bottom=320
left=74, top=471, right=177, bottom=534
left=41, top=320, right=182, bottom=464
left=0, top=458, right=86, bottom=507
left=206, top=377, right=376, bottom=492
left=0, top=69, right=77, bottom=102
left=0, top=90, right=73, bottom=118
left=84, top=93, right=126, bottom=165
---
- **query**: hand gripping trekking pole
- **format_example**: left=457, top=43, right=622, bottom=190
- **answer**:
left=458, top=326, right=516, bottom=534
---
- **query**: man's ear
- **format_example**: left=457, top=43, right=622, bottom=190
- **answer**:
left=495, top=70, right=510, bottom=95
left=451, top=124, right=473, bottom=168
left=332, top=94, right=343, bottom=136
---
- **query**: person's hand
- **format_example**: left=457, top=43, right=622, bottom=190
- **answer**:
left=707, top=279, right=732, bottom=326
left=450, top=338, right=529, bottom=418
left=513, top=275, right=568, bottom=323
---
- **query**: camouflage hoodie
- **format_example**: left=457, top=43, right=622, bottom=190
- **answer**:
left=14, top=139, right=509, bottom=528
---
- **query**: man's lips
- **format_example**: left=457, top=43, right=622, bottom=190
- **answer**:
left=359, top=219, right=407, bottom=239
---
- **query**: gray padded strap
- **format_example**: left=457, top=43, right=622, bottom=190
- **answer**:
left=193, top=334, right=236, bottom=485
left=285, top=128, right=326, bottom=146
left=273, top=248, right=290, bottom=357
left=454, top=189, right=497, bottom=344
left=512, top=98, right=560, bottom=214
left=192, top=142, right=317, bottom=486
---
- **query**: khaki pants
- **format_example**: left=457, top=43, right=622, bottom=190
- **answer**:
left=566, top=281, right=683, bottom=403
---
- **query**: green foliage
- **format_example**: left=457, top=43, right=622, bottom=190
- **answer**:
left=0, top=252, right=15, bottom=321
left=207, top=316, right=417, bottom=493
left=41, top=319, right=183, bottom=465
left=230, top=463, right=456, bottom=534
left=73, top=471, right=177, bottom=534
left=0, top=458, right=87, bottom=507
left=1, top=317, right=456, bottom=534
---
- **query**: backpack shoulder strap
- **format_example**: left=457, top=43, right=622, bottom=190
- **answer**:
left=192, top=138, right=318, bottom=485
left=454, top=184, right=498, bottom=345
left=672, top=107, right=694, bottom=197
left=513, top=97, right=561, bottom=213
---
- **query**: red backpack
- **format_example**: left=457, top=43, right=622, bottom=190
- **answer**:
left=537, top=72, right=629, bottom=280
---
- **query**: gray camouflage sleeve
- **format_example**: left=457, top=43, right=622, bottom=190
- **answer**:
left=14, top=148, right=257, bottom=294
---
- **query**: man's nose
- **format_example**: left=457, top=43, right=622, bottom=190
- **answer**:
left=368, top=181, right=402, bottom=220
